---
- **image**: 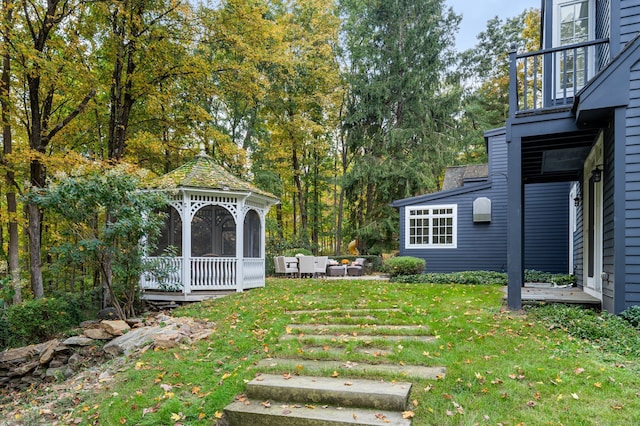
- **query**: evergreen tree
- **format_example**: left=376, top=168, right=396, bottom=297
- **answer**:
left=340, top=0, right=460, bottom=252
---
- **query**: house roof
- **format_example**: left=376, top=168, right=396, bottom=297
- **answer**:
left=391, top=164, right=490, bottom=208
left=441, top=164, right=488, bottom=191
left=147, top=149, right=278, bottom=201
left=574, top=33, right=640, bottom=123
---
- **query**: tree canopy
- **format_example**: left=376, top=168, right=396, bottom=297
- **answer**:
left=0, top=0, right=540, bottom=305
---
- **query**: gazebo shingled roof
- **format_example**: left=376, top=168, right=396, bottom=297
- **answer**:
left=148, top=151, right=277, bottom=200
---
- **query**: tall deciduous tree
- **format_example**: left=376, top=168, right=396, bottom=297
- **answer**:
left=257, top=0, right=341, bottom=248
left=340, top=0, right=460, bottom=252
left=0, top=0, right=20, bottom=304
left=9, top=0, right=96, bottom=298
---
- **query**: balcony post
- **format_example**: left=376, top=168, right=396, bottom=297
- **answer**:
left=509, top=45, right=518, bottom=117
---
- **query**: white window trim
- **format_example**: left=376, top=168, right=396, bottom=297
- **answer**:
left=552, top=0, right=595, bottom=48
left=552, top=0, right=595, bottom=97
left=405, top=204, right=457, bottom=249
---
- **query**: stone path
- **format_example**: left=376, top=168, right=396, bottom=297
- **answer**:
left=223, top=308, right=446, bottom=425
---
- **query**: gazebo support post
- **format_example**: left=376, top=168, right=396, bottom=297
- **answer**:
left=182, top=190, right=192, bottom=298
left=235, top=198, right=246, bottom=292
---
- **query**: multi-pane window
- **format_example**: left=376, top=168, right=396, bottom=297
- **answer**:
left=555, top=0, right=593, bottom=93
left=406, top=205, right=457, bottom=248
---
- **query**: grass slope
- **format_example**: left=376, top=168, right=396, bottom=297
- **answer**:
left=24, top=279, right=640, bottom=425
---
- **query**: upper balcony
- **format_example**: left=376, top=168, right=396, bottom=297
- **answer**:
left=509, top=38, right=610, bottom=116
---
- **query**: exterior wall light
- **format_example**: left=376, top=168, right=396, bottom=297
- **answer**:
left=591, top=165, right=603, bottom=183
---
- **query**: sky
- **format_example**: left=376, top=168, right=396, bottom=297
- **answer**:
left=446, top=0, right=541, bottom=52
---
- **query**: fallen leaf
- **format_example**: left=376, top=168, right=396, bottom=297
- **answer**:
left=402, top=410, right=415, bottom=419
left=574, top=368, right=585, bottom=375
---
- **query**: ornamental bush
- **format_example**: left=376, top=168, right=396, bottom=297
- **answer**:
left=620, top=305, right=640, bottom=329
left=382, top=256, right=425, bottom=277
left=3, top=297, right=82, bottom=349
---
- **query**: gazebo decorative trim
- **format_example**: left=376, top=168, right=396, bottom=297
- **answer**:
left=140, top=148, right=279, bottom=301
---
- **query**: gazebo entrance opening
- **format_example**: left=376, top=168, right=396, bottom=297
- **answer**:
left=191, top=205, right=236, bottom=257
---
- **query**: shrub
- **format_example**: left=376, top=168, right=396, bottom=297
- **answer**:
left=393, top=270, right=507, bottom=285
left=524, top=269, right=576, bottom=286
left=529, top=304, right=640, bottom=357
left=382, top=256, right=425, bottom=277
left=3, top=297, right=82, bottom=348
left=620, top=305, right=640, bottom=328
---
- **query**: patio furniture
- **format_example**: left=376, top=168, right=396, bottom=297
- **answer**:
left=274, top=256, right=285, bottom=276
left=347, top=258, right=366, bottom=276
left=314, top=256, right=328, bottom=278
left=298, top=256, right=316, bottom=278
left=282, top=256, right=299, bottom=277
left=327, top=259, right=346, bottom=276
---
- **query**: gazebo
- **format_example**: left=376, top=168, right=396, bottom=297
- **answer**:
left=140, top=147, right=279, bottom=301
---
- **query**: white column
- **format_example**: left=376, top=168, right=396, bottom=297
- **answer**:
left=235, top=200, right=245, bottom=292
left=182, top=191, right=191, bottom=296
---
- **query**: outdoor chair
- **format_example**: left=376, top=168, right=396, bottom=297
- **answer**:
left=274, top=256, right=285, bottom=276
left=281, top=256, right=299, bottom=277
left=314, top=256, right=328, bottom=278
left=298, top=256, right=316, bottom=278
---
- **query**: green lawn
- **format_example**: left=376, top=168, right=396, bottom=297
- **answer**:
left=60, top=279, right=640, bottom=425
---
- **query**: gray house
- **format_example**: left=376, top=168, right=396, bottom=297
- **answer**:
left=507, top=0, right=640, bottom=313
left=392, top=129, right=571, bottom=274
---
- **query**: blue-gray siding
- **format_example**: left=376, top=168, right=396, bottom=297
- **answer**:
left=620, top=1, right=640, bottom=49
left=396, top=130, right=570, bottom=274
left=624, top=59, right=640, bottom=308
left=525, top=183, right=571, bottom=273
left=603, top=126, right=616, bottom=311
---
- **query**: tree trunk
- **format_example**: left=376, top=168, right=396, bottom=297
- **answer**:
left=108, top=1, right=137, bottom=161
left=26, top=203, right=44, bottom=298
left=1, top=0, right=20, bottom=303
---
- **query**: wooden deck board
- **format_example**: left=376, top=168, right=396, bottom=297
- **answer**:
left=503, top=285, right=601, bottom=306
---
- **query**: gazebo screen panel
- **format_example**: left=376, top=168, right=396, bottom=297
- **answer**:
left=153, top=206, right=182, bottom=256
left=191, top=205, right=236, bottom=256
left=243, top=210, right=261, bottom=258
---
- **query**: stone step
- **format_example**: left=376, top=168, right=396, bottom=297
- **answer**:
left=224, top=399, right=411, bottom=426
left=280, top=333, right=435, bottom=344
left=286, top=308, right=402, bottom=315
left=288, top=324, right=429, bottom=333
left=245, top=374, right=411, bottom=411
left=257, top=358, right=446, bottom=380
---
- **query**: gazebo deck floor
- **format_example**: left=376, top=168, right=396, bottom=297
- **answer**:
left=141, top=290, right=237, bottom=302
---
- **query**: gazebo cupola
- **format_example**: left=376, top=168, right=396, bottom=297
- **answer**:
left=140, top=146, right=279, bottom=301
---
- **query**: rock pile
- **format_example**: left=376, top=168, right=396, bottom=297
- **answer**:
left=0, top=315, right=215, bottom=390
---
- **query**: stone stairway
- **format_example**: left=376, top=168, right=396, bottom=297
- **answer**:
left=223, top=309, right=446, bottom=425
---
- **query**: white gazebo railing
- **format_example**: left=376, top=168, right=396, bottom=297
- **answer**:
left=141, top=256, right=266, bottom=300
left=191, top=257, right=237, bottom=290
